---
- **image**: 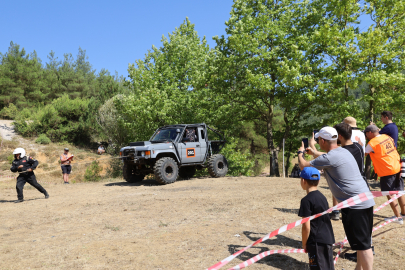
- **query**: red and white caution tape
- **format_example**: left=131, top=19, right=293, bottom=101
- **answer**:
left=228, top=211, right=398, bottom=270
left=373, top=216, right=399, bottom=232
left=207, top=190, right=405, bottom=270
left=333, top=240, right=346, bottom=265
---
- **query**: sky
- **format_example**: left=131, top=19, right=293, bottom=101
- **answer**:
left=1, top=0, right=234, bottom=78
left=1, top=0, right=373, bottom=79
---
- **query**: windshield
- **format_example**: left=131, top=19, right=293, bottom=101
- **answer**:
left=150, top=128, right=182, bottom=142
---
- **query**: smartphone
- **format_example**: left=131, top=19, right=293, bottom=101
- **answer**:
left=302, top=138, right=309, bottom=149
left=313, top=129, right=319, bottom=134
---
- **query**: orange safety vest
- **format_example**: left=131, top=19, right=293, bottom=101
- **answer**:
left=368, top=134, right=400, bottom=177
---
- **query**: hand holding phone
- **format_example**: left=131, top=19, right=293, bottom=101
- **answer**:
left=302, top=138, right=309, bottom=149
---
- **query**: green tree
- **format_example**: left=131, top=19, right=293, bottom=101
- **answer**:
left=211, top=0, right=328, bottom=176
left=0, top=41, right=46, bottom=109
left=118, top=18, right=216, bottom=141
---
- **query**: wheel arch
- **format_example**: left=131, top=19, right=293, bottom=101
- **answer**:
left=155, top=152, right=180, bottom=164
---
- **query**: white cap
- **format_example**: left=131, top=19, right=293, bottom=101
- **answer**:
left=315, top=127, right=338, bottom=141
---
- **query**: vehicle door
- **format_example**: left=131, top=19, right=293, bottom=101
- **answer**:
left=180, top=128, right=201, bottom=164
left=197, top=127, right=207, bottom=162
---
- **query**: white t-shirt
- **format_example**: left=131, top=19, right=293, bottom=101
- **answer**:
left=351, top=128, right=366, bottom=154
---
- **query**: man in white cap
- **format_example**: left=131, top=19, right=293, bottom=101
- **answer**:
left=343, top=116, right=366, bottom=153
left=298, top=127, right=375, bottom=270
left=10, top=148, right=49, bottom=202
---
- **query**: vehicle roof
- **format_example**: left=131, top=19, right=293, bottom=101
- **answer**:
left=159, top=123, right=206, bottom=129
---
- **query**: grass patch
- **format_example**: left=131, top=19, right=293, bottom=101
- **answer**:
left=104, top=224, right=121, bottom=231
left=158, top=221, right=168, bottom=227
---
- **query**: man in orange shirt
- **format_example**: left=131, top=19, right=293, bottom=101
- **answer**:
left=365, top=125, right=405, bottom=224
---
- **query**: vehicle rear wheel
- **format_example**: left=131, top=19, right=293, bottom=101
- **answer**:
left=179, top=166, right=196, bottom=180
left=123, top=163, right=145, bottom=183
left=154, top=157, right=178, bottom=184
left=208, top=154, right=228, bottom=178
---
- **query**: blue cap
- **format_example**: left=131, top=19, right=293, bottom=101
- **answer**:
left=300, top=167, right=320, bottom=180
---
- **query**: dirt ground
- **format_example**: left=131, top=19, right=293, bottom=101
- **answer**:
left=1, top=175, right=404, bottom=270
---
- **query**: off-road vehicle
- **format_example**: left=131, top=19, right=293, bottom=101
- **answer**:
left=119, top=123, right=228, bottom=184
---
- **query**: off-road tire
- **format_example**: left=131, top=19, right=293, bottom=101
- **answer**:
left=208, top=154, right=228, bottom=178
left=179, top=166, right=196, bottom=180
left=123, top=163, right=145, bottom=183
left=154, top=157, right=179, bottom=184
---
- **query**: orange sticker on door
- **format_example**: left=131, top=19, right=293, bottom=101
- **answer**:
left=186, top=148, right=196, bottom=158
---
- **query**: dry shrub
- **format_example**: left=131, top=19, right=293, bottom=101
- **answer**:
left=43, top=145, right=59, bottom=157
left=28, top=151, right=36, bottom=158
left=0, top=152, right=9, bottom=161
left=50, top=170, right=61, bottom=178
left=1, top=139, right=19, bottom=150
left=1, top=163, right=10, bottom=170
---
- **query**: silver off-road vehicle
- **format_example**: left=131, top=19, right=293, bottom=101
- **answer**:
left=119, top=123, right=228, bottom=184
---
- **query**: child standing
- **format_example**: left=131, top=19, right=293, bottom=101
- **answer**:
left=298, top=167, right=335, bottom=270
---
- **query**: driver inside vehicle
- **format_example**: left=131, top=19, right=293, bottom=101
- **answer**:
left=184, top=128, right=197, bottom=142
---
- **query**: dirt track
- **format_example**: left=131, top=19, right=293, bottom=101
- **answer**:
left=1, top=176, right=404, bottom=270
left=0, top=120, right=15, bottom=141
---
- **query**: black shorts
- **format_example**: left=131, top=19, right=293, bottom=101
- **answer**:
left=341, top=206, right=373, bottom=251
left=380, top=173, right=404, bottom=191
left=61, top=165, right=71, bottom=174
left=306, top=243, right=334, bottom=270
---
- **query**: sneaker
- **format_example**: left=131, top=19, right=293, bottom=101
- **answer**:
left=64, top=182, right=69, bottom=184
left=344, top=252, right=357, bottom=262
left=384, top=216, right=404, bottom=224
left=44, top=192, right=49, bottom=199
left=384, top=215, right=397, bottom=221
left=330, top=211, right=340, bottom=221
left=15, top=199, right=24, bottom=203
left=394, top=218, right=403, bottom=225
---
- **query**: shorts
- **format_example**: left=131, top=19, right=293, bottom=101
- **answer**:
left=61, top=165, right=72, bottom=174
left=380, top=173, right=404, bottom=191
left=306, top=242, right=334, bottom=270
left=341, top=206, right=373, bottom=251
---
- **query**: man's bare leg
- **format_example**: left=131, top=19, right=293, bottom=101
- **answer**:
left=356, top=249, right=373, bottom=270
left=333, top=196, right=338, bottom=206
left=387, top=195, right=401, bottom=217
left=398, top=196, right=405, bottom=215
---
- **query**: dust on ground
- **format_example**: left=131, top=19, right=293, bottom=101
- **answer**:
left=0, top=176, right=404, bottom=270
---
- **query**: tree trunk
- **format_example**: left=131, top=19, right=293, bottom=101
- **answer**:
left=266, top=111, right=279, bottom=176
left=285, top=141, right=293, bottom=177
left=365, top=85, right=375, bottom=180
left=272, top=148, right=280, bottom=176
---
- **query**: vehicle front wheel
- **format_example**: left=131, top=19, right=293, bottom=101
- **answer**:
left=207, top=154, right=228, bottom=178
left=123, top=163, right=145, bottom=183
left=154, top=157, right=179, bottom=184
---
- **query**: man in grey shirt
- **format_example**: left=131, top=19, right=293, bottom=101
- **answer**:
left=298, top=126, right=375, bottom=270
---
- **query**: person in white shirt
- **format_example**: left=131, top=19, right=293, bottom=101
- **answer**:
left=343, top=116, right=366, bottom=154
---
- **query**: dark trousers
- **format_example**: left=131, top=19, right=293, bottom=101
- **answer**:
left=16, top=173, right=47, bottom=200
left=307, top=242, right=334, bottom=270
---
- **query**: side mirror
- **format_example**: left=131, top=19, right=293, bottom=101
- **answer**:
left=176, top=129, right=181, bottom=133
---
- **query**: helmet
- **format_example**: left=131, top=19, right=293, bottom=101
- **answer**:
left=13, top=148, right=26, bottom=158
